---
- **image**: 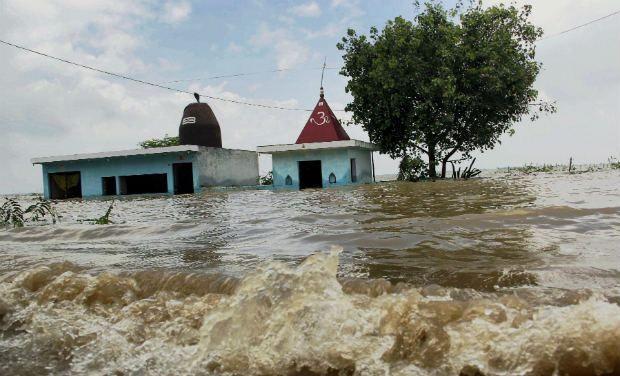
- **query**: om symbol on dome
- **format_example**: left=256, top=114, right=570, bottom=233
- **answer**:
left=310, top=111, right=330, bottom=126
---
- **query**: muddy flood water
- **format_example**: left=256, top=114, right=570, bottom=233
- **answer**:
left=1, top=169, right=619, bottom=375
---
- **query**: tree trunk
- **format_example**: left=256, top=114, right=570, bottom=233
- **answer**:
left=428, top=147, right=437, bottom=179
left=440, top=146, right=460, bottom=178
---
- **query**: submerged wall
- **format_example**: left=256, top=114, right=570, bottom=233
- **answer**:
left=195, top=147, right=258, bottom=187
left=38, top=147, right=259, bottom=199
left=271, top=147, right=374, bottom=189
left=41, top=151, right=199, bottom=198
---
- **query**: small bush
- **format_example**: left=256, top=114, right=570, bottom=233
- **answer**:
left=259, top=171, right=273, bottom=186
left=139, top=134, right=180, bottom=149
left=453, top=158, right=482, bottom=180
left=398, top=155, right=428, bottom=182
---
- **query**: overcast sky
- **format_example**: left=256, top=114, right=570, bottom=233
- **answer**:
left=0, top=0, right=618, bottom=194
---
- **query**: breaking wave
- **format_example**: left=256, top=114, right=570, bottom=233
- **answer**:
left=1, top=250, right=619, bottom=375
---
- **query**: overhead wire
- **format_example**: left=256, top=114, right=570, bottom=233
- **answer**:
left=537, top=9, right=620, bottom=41
left=158, top=66, right=339, bottom=84
left=1, top=8, right=618, bottom=112
left=0, top=39, right=314, bottom=112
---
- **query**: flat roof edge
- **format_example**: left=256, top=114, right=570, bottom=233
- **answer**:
left=198, top=146, right=257, bottom=153
left=31, top=145, right=201, bottom=164
left=257, top=139, right=379, bottom=153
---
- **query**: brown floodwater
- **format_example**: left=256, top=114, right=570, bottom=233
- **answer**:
left=1, top=169, right=619, bottom=375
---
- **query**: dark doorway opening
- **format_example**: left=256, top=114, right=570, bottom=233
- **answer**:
left=173, top=163, right=194, bottom=194
left=350, top=158, right=357, bottom=182
left=48, top=172, right=82, bottom=199
left=298, top=160, right=322, bottom=189
left=102, top=176, right=117, bottom=196
left=119, top=174, right=168, bottom=195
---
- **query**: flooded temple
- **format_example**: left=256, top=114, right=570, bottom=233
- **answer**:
left=31, top=97, right=258, bottom=199
left=258, top=87, right=378, bottom=189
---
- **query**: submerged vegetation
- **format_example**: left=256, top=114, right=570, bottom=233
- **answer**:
left=259, top=171, right=273, bottom=185
left=398, top=156, right=481, bottom=181
left=1, top=197, right=116, bottom=229
left=512, top=164, right=557, bottom=174
left=94, top=201, right=115, bottom=225
left=0, top=197, right=58, bottom=228
left=451, top=158, right=482, bottom=180
left=139, top=134, right=180, bottom=149
left=397, top=155, right=428, bottom=182
left=507, top=161, right=615, bottom=174
left=75, top=201, right=115, bottom=225
left=78, top=201, right=115, bottom=225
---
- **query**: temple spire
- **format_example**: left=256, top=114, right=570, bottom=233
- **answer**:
left=320, top=57, right=326, bottom=98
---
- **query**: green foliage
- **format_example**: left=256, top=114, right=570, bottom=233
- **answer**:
left=338, top=1, right=555, bottom=178
left=0, top=199, right=24, bottom=228
left=260, top=171, right=273, bottom=185
left=452, top=158, right=482, bottom=179
left=77, top=201, right=115, bottom=225
left=94, top=201, right=114, bottom=225
left=139, top=134, right=180, bottom=149
left=1, top=197, right=58, bottom=228
left=397, top=155, right=428, bottom=182
left=512, top=164, right=556, bottom=174
left=25, top=199, right=59, bottom=223
left=507, top=161, right=616, bottom=174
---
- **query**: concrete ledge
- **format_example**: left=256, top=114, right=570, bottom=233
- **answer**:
left=257, top=139, right=378, bottom=154
left=31, top=145, right=200, bottom=164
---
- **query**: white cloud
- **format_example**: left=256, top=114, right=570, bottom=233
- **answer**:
left=247, top=83, right=262, bottom=92
left=331, top=0, right=350, bottom=7
left=0, top=0, right=179, bottom=193
left=330, top=0, right=363, bottom=16
left=250, top=25, right=311, bottom=69
left=472, top=0, right=620, bottom=167
left=301, top=23, right=342, bottom=39
left=484, top=0, right=617, bottom=35
left=301, top=0, right=363, bottom=38
left=160, top=1, right=191, bottom=24
left=226, top=42, right=244, bottom=54
left=289, top=2, right=321, bottom=17
left=277, top=15, right=296, bottom=26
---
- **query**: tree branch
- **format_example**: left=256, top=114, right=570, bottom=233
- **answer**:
left=413, top=145, right=428, bottom=154
left=441, top=143, right=462, bottom=161
left=440, top=144, right=457, bottom=152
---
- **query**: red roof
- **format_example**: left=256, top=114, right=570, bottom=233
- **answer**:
left=295, top=90, right=350, bottom=144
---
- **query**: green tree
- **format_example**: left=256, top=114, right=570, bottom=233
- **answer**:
left=139, top=134, right=180, bottom=149
left=337, top=1, right=554, bottom=178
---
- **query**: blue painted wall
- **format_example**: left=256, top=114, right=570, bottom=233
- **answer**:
left=40, top=151, right=199, bottom=198
left=271, top=147, right=374, bottom=189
